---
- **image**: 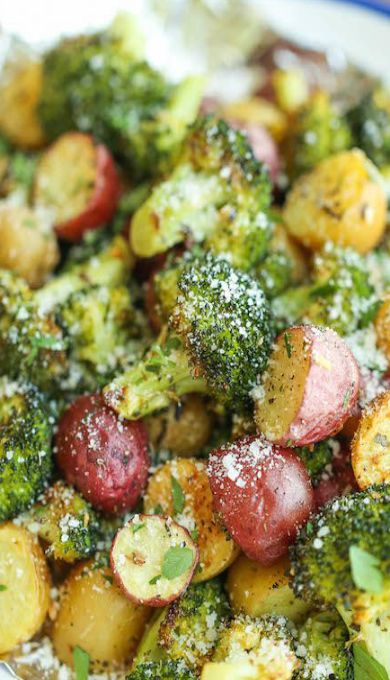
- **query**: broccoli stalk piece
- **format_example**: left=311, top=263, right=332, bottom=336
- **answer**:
left=290, top=485, right=390, bottom=674
left=348, top=88, right=390, bottom=170
left=127, top=660, right=197, bottom=680
left=212, top=614, right=299, bottom=678
left=104, top=254, right=273, bottom=418
left=0, top=270, right=67, bottom=392
left=293, top=611, right=353, bottom=679
left=284, top=91, right=352, bottom=180
left=28, top=481, right=100, bottom=563
left=273, top=245, right=378, bottom=335
left=0, top=378, right=53, bottom=521
left=38, top=19, right=204, bottom=180
left=130, top=116, right=272, bottom=270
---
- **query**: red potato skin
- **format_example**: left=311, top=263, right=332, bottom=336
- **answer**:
left=55, top=394, right=149, bottom=514
left=208, top=436, right=314, bottom=565
left=110, top=515, right=199, bottom=607
left=279, top=326, right=361, bottom=447
left=56, top=143, right=121, bottom=242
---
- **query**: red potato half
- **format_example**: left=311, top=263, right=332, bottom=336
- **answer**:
left=34, top=132, right=120, bottom=242
left=254, top=325, right=360, bottom=447
left=55, top=393, right=149, bottom=514
left=111, top=514, right=199, bottom=607
left=208, top=435, right=314, bottom=565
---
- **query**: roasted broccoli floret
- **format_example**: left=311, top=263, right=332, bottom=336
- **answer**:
left=296, top=439, right=336, bottom=485
left=127, top=660, right=196, bottom=680
left=0, top=140, right=37, bottom=200
left=158, top=579, right=231, bottom=672
left=130, top=116, right=272, bottom=270
left=284, top=91, right=352, bottom=179
left=38, top=19, right=203, bottom=179
left=290, top=485, right=390, bottom=674
left=348, top=88, right=390, bottom=169
left=35, top=233, right=132, bottom=313
left=0, top=378, right=53, bottom=521
left=0, top=270, right=67, bottom=391
left=273, top=245, right=378, bottom=335
left=28, top=481, right=100, bottom=562
left=104, top=254, right=273, bottom=418
left=293, top=611, right=353, bottom=680
left=212, top=614, right=299, bottom=678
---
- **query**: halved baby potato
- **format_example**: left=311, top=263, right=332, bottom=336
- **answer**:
left=352, top=391, right=390, bottom=488
left=0, top=57, right=45, bottom=149
left=111, top=514, right=198, bottom=607
left=52, top=556, right=151, bottom=671
left=34, top=132, right=120, bottom=242
left=0, top=204, right=59, bottom=288
left=144, top=458, right=240, bottom=582
left=226, top=554, right=309, bottom=623
left=0, top=523, right=51, bottom=655
left=254, top=325, right=360, bottom=446
left=283, top=149, right=387, bottom=254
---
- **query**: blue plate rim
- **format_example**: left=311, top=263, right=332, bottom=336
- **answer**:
left=323, top=0, right=390, bottom=17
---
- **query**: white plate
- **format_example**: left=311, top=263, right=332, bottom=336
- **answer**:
left=1, top=0, right=389, bottom=81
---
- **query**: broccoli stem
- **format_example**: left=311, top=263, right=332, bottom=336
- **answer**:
left=104, top=336, right=207, bottom=419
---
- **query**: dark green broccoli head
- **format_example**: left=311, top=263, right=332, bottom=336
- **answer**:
left=348, top=88, right=390, bottom=169
left=127, top=660, right=196, bottom=680
left=296, top=439, right=336, bottom=485
left=158, top=578, right=231, bottom=671
left=172, top=253, right=273, bottom=408
left=290, top=485, right=390, bottom=612
left=38, top=28, right=202, bottom=179
left=0, top=378, right=53, bottom=521
left=29, top=481, right=100, bottom=562
left=294, top=611, right=353, bottom=680
left=255, top=249, right=295, bottom=299
left=273, top=245, right=378, bottom=335
left=131, top=116, right=272, bottom=270
left=0, top=270, right=67, bottom=392
left=284, top=91, right=352, bottom=179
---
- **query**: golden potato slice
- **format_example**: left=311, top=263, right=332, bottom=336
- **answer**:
left=52, top=556, right=151, bottom=671
left=145, top=395, right=214, bottom=457
left=352, top=391, right=390, bottom=488
left=0, top=204, right=59, bottom=288
left=0, top=59, right=45, bottom=149
left=375, top=296, right=390, bottom=362
left=144, top=458, right=240, bottom=583
left=0, top=523, right=50, bottom=655
left=227, top=554, right=310, bottom=622
left=283, top=150, right=387, bottom=254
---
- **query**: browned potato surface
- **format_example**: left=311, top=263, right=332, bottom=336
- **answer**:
left=283, top=150, right=387, bottom=254
left=352, top=391, right=390, bottom=488
left=0, top=59, right=45, bottom=149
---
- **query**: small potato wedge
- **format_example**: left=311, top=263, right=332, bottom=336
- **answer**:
left=283, top=150, right=387, bottom=254
left=254, top=325, right=360, bottom=446
left=52, top=556, right=151, bottom=671
left=144, top=458, right=240, bottom=582
left=0, top=523, right=50, bottom=655
left=375, top=296, right=390, bottom=362
left=352, top=391, right=390, bottom=488
left=0, top=204, right=59, bottom=288
left=226, top=554, right=310, bottom=622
